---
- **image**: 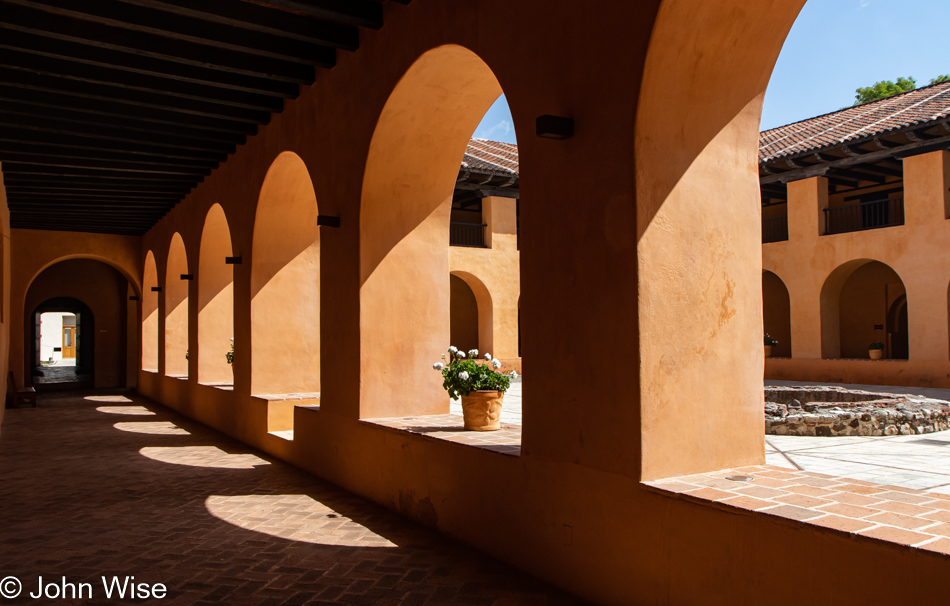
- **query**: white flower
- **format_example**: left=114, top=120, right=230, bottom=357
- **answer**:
left=491, top=358, right=501, bottom=369
left=484, top=353, right=492, bottom=360
left=468, top=349, right=479, bottom=358
left=457, top=351, right=466, bottom=359
left=448, top=346, right=458, bottom=353
left=458, top=371, right=470, bottom=381
left=433, top=363, right=444, bottom=371
left=509, top=371, right=518, bottom=378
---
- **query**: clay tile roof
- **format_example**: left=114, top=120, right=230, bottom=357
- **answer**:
left=759, top=80, right=950, bottom=164
left=462, top=138, right=519, bottom=176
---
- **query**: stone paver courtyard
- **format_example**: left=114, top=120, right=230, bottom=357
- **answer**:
left=765, top=380, right=950, bottom=493
left=0, top=389, right=582, bottom=605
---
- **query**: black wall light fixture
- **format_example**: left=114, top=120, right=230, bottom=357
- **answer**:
left=151, top=287, right=162, bottom=292
left=317, top=215, right=341, bottom=228
left=180, top=274, right=193, bottom=280
left=225, top=257, right=242, bottom=264
left=536, top=115, right=574, bottom=140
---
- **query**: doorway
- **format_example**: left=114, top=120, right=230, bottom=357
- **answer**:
left=32, top=298, right=94, bottom=388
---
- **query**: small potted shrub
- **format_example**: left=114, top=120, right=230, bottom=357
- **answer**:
left=226, top=338, right=234, bottom=365
left=868, top=341, right=884, bottom=360
left=764, top=334, right=778, bottom=358
left=433, top=347, right=512, bottom=431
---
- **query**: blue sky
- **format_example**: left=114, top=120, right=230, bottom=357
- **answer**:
left=474, top=0, right=950, bottom=141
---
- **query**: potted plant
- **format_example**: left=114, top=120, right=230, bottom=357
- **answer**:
left=764, top=334, right=778, bottom=358
left=433, top=347, right=512, bottom=431
left=868, top=341, right=884, bottom=360
left=226, top=338, right=234, bottom=365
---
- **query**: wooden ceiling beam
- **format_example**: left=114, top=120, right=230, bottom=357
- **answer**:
left=0, top=152, right=217, bottom=174
left=119, top=0, right=359, bottom=49
left=0, top=102, right=246, bottom=147
left=3, top=174, right=196, bottom=188
left=2, top=162, right=204, bottom=181
left=0, top=87, right=259, bottom=135
left=11, top=0, right=342, bottom=63
left=0, top=49, right=284, bottom=112
left=0, top=68, right=274, bottom=124
left=4, top=182, right=191, bottom=194
left=0, top=134, right=227, bottom=166
left=2, top=159, right=209, bottom=177
left=241, top=0, right=383, bottom=28
left=0, top=28, right=301, bottom=97
left=0, top=2, right=319, bottom=82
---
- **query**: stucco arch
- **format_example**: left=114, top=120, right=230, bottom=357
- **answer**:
left=142, top=251, right=159, bottom=372
left=820, top=259, right=907, bottom=359
left=198, top=204, right=234, bottom=385
left=359, top=44, right=503, bottom=419
left=250, top=152, right=320, bottom=396
left=450, top=270, right=494, bottom=357
left=27, top=254, right=142, bottom=300
left=164, top=233, right=189, bottom=377
left=635, top=0, right=807, bottom=479
left=763, top=270, right=792, bottom=358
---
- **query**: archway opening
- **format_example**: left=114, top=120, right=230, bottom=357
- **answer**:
left=198, top=205, right=234, bottom=386
left=32, top=303, right=91, bottom=386
left=142, top=252, right=158, bottom=372
left=821, top=260, right=907, bottom=359
left=27, top=259, right=132, bottom=389
left=359, top=45, right=506, bottom=419
left=164, top=233, right=189, bottom=378
left=762, top=271, right=792, bottom=358
left=449, top=272, right=496, bottom=356
left=250, top=152, right=320, bottom=397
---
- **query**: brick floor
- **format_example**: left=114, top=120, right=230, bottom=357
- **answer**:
left=0, top=390, right=582, bottom=605
left=647, top=466, right=950, bottom=556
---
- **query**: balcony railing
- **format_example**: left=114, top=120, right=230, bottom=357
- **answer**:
left=824, top=197, right=904, bottom=235
left=762, top=216, right=789, bottom=243
left=450, top=222, right=487, bottom=248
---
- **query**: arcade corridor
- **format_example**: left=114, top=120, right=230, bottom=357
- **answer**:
left=0, top=391, right=580, bottom=605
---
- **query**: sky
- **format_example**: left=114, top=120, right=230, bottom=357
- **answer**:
left=474, top=0, right=950, bottom=142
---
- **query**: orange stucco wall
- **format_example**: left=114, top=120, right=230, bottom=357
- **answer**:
left=9, top=1, right=950, bottom=604
left=23, top=259, right=130, bottom=388
left=8, top=228, right=141, bottom=390
left=764, top=151, right=950, bottom=386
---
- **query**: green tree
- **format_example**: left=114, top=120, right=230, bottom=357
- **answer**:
left=853, top=76, right=917, bottom=106
left=931, top=75, right=950, bottom=85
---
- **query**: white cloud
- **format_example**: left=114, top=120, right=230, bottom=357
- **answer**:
left=859, top=0, right=870, bottom=8
left=478, top=120, right=512, bottom=139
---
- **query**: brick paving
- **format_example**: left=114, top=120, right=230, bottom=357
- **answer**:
left=647, top=466, right=950, bottom=555
left=0, top=390, right=582, bottom=605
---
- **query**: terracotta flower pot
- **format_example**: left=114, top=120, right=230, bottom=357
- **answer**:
left=764, top=345, right=773, bottom=358
left=460, top=390, right=504, bottom=431
left=869, top=349, right=883, bottom=360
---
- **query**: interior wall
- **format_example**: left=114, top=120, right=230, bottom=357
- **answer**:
left=24, top=259, right=128, bottom=388
left=449, top=274, right=479, bottom=354
left=838, top=261, right=905, bottom=359
left=763, top=271, right=792, bottom=358
left=0, top=164, right=10, bottom=429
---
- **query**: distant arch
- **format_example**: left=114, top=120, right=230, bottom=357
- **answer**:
left=250, top=152, right=320, bottom=396
left=142, top=251, right=158, bottom=371
left=762, top=270, right=791, bottom=357
left=198, top=204, right=234, bottom=385
left=359, top=44, right=504, bottom=418
left=821, top=259, right=907, bottom=359
left=450, top=271, right=494, bottom=356
left=164, top=233, right=189, bottom=377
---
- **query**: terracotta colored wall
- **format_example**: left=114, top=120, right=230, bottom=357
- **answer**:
left=765, top=151, right=950, bottom=384
left=105, top=1, right=950, bottom=603
left=0, top=165, right=10, bottom=430
left=449, top=275, right=479, bottom=354
left=449, top=196, right=521, bottom=362
left=8, top=228, right=141, bottom=389
left=23, top=259, right=129, bottom=388
left=838, top=261, right=904, bottom=359
left=763, top=271, right=792, bottom=357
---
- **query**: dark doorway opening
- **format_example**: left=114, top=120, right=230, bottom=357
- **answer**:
left=31, top=297, right=94, bottom=390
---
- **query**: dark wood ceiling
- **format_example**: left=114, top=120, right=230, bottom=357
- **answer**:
left=0, top=0, right=406, bottom=235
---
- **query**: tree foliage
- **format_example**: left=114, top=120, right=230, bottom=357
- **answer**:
left=853, top=77, right=917, bottom=106
left=931, top=75, right=950, bottom=85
